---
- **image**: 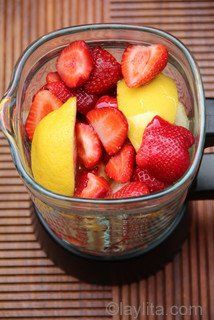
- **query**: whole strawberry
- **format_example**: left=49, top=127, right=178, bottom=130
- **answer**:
left=84, top=46, right=122, bottom=95
left=136, top=116, right=195, bottom=184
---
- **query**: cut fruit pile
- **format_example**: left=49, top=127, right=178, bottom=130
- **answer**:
left=26, top=40, right=195, bottom=199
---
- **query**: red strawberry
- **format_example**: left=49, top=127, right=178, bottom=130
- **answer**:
left=79, top=173, right=110, bottom=198
left=95, top=95, right=118, bottom=109
left=87, top=107, right=128, bottom=155
left=74, top=167, right=98, bottom=197
left=121, top=44, right=168, bottom=88
left=112, top=181, right=149, bottom=199
left=136, top=116, right=194, bottom=184
left=46, top=71, right=61, bottom=83
left=76, top=123, right=102, bottom=169
left=132, top=167, right=165, bottom=193
left=146, top=116, right=194, bottom=149
left=25, top=90, right=62, bottom=140
left=75, top=170, right=89, bottom=197
left=105, top=144, right=135, bottom=183
left=44, top=81, right=73, bottom=102
left=84, top=46, right=122, bottom=95
left=76, top=88, right=98, bottom=115
left=57, top=40, right=93, bottom=88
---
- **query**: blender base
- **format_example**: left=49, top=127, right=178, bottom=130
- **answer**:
left=32, top=204, right=189, bottom=285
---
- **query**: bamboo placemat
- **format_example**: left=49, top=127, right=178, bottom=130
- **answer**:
left=0, top=0, right=213, bottom=319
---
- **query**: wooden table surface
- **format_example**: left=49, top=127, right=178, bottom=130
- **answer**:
left=0, top=0, right=214, bottom=319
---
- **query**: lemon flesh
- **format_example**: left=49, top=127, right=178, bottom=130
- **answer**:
left=127, top=112, right=156, bottom=151
left=31, top=97, right=77, bottom=196
left=117, top=73, right=178, bottom=150
left=175, top=102, right=189, bottom=129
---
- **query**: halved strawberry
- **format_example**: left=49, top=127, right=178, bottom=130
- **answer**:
left=87, top=107, right=128, bottom=155
left=46, top=71, right=61, bottom=83
left=84, top=46, right=122, bottom=95
left=105, top=144, right=135, bottom=183
left=74, top=167, right=98, bottom=197
left=111, top=181, right=149, bottom=199
left=79, top=173, right=110, bottom=198
left=25, top=90, right=62, bottom=140
left=95, top=96, right=118, bottom=109
left=76, top=123, right=102, bottom=169
left=132, top=167, right=165, bottom=193
left=57, top=40, right=93, bottom=88
left=121, top=44, right=168, bottom=88
left=76, top=88, right=98, bottom=115
left=44, top=81, right=73, bottom=102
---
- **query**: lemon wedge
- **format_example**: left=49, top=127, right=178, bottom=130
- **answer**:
left=117, top=73, right=178, bottom=121
left=117, top=73, right=178, bottom=151
left=31, top=97, right=77, bottom=196
left=127, top=112, right=156, bottom=151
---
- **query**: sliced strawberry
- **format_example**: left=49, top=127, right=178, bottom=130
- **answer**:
left=136, top=116, right=194, bottom=184
left=57, top=40, right=93, bottom=88
left=74, top=167, right=98, bottom=197
left=76, top=123, right=102, bottom=169
left=105, top=144, right=135, bottom=183
left=25, top=90, right=62, bottom=140
left=132, top=167, right=165, bottom=193
left=76, top=88, right=98, bottom=115
left=75, top=170, right=89, bottom=197
left=110, top=181, right=128, bottom=195
left=121, top=44, right=168, bottom=88
left=79, top=173, right=110, bottom=198
left=87, top=107, right=128, bottom=155
left=112, top=181, right=149, bottom=199
left=95, top=96, right=118, bottom=109
left=95, top=162, right=110, bottom=181
left=46, top=71, right=61, bottom=83
left=44, top=81, right=73, bottom=103
left=84, top=46, right=122, bottom=95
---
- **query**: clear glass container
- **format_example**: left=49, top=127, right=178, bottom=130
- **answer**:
left=0, top=24, right=205, bottom=259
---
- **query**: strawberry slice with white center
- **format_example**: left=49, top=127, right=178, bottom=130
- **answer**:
left=87, top=107, right=128, bottom=155
left=121, top=44, right=168, bottom=88
left=25, top=90, right=62, bottom=140
left=74, top=166, right=99, bottom=197
left=79, top=173, right=110, bottom=198
left=76, top=123, right=102, bottom=169
left=57, top=40, right=93, bottom=88
left=105, top=144, right=135, bottom=183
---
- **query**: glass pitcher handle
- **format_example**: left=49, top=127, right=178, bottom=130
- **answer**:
left=189, top=98, right=214, bottom=200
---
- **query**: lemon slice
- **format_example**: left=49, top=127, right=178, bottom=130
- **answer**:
left=127, top=112, right=156, bottom=151
left=31, top=97, right=77, bottom=196
left=117, top=73, right=178, bottom=121
left=117, top=73, right=178, bottom=151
